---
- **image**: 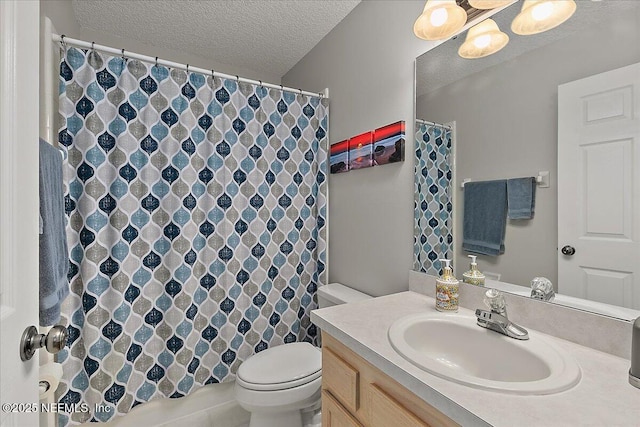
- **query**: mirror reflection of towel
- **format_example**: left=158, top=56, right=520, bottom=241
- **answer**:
left=507, top=177, right=536, bottom=220
left=462, top=180, right=507, bottom=256
left=39, top=139, right=69, bottom=326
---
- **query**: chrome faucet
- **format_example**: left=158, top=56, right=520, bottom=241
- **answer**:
left=475, top=289, right=529, bottom=340
left=530, top=277, right=555, bottom=302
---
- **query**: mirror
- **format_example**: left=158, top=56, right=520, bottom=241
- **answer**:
left=414, top=1, right=640, bottom=320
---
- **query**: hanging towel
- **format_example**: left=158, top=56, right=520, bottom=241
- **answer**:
left=39, top=139, right=69, bottom=326
left=507, top=177, right=536, bottom=220
left=462, top=180, right=507, bottom=256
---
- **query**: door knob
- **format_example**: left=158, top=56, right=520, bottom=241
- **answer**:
left=20, top=325, right=68, bottom=361
left=561, top=245, right=576, bottom=256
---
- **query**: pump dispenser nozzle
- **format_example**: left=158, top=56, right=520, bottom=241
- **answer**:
left=439, top=259, right=453, bottom=277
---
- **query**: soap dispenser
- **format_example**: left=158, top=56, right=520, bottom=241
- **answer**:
left=436, top=259, right=459, bottom=312
left=463, top=255, right=485, bottom=286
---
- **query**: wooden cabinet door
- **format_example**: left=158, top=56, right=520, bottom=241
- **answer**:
left=323, top=390, right=364, bottom=427
left=368, top=383, right=429, bottom=427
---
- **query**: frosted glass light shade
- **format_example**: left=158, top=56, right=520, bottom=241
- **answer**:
left=511, top=0, right=577, bottom=35
left=458, top=19, right=509, bottom=59
left=414, top=0, right=468, bottom=41
left=468, top=0, right=513, bottom=10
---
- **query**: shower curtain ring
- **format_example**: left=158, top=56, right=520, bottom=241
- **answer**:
left=91, top=41, right=95, bottom=51
left=155, top=56, right=158, bottom=68
left=186, top=64, right=190, bottom=74
left=121, top=48, right=125, bottom=60
left=60, top=34, right=66, bottom=50
left=298, top=88, right=303, bottom=95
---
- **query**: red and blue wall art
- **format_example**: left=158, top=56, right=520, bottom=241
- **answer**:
left=330, top=139, right=349, bottom=174
left=349, top=131, right=374, bottom=170
left=373, top=121, right=405, bottom=165
left=330, top=121, right=405, bottom=174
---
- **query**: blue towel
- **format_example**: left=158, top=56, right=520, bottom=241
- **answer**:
left=507, top=177, right=536, bottom=220
left=462, top=180, right=507, bottom=256
left=39, top=139, right=69, bottom=326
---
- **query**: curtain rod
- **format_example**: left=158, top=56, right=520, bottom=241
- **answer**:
left=415, top=118, right=451, bottom=130
left=52, top=34, right=327, bottom=99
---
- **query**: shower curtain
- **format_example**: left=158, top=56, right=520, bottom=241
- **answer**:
left=414, top=122, right=453, bottom=275
left=56, top=47, right=328, bottom=425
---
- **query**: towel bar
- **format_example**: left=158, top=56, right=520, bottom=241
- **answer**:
left=461, top=171, right=549, bottom=189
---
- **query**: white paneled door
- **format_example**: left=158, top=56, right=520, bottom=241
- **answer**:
left=558, top=62, right=640, bottom=310
left=0, top=1, right=40, bottom=426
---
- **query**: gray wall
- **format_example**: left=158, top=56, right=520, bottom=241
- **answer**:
left=283, top=1, right=435, bottom=296
left=416, top=8, right=640, bottom=288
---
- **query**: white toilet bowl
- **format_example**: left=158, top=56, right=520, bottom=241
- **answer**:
left=234, top=283, right=372, bottom=427
left=234, top=342, right=322, bottom=427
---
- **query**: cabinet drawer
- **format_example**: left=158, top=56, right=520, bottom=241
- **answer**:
left=369, top=383, right=429, bottom=427
left=322, top=347, right=359, bottom=413
left=322, top=390, right=364, bottom=427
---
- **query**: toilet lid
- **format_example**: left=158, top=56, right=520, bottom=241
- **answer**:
left=237, top=342, right=321, bottom=391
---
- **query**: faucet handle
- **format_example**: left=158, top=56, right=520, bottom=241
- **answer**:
left=531, top=277, right=555, bottom=301
left=484, top=288, right=507, bottom=315
left=475, top=308, right=508, bottom=325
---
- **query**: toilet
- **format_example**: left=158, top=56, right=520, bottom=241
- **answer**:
left=234, top=283, right=371, bottom=427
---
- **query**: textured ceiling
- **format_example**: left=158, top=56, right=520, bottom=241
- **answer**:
left=416, top=1, right=639, bottom=97
left=72, top=0, right=361, bottom=78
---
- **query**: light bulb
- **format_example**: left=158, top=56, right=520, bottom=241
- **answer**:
left=531, top=1, right=554, bottom=21
left=430, top=7, right=449, bottom=27
left=473, top=34, right=492, bottom=48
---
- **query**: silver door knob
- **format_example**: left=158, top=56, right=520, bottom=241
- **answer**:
left=561, top=245, right=576, bottom=256
left=20, top=325, right=68, bottom=361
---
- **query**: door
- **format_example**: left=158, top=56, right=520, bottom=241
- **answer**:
left=558, top=62, right=640, bottom=309
left=0, top=1, right=41, bottom=426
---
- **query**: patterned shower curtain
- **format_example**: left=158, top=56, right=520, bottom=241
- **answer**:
left=414, top=122, right=453, bottom=275
left=56, top=47, right=328, bottom=425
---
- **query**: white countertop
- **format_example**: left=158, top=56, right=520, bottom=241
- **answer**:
left=311, top=291, right=640, bottom=427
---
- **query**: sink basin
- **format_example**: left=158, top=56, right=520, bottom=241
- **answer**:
left=388, top=312, right=581, bottom=395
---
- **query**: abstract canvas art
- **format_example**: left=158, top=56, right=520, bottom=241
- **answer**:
left=348, top=131, right=373, bottom=170
left=374, top=121, right=405, bottom=165
left=330, top=139, right=349, bottom=174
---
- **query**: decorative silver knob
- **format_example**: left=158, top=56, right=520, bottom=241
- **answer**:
left=561, top=245, right=576, bottom=256
left=20, top=325, right=68, bottom=361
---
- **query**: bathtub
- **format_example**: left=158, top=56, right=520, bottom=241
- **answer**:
left=79, top=382, right=250, bottom=427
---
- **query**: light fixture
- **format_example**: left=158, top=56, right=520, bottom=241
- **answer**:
left=511, top=0, right=577, bottom=35
left=458, top=19, right=509, bottom=59
left=414, top=0, right=468, bottom=41
left=468, top=0, right=513, bottom=10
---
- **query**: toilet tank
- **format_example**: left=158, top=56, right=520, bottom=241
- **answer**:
left=317, top=283, right=371, bottom=308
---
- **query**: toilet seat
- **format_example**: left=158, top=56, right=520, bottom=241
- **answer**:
left=236, top=342, right=322, bottom=391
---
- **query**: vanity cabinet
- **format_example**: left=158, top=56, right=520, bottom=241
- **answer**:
left=321, top=333, right=458, bottom=427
